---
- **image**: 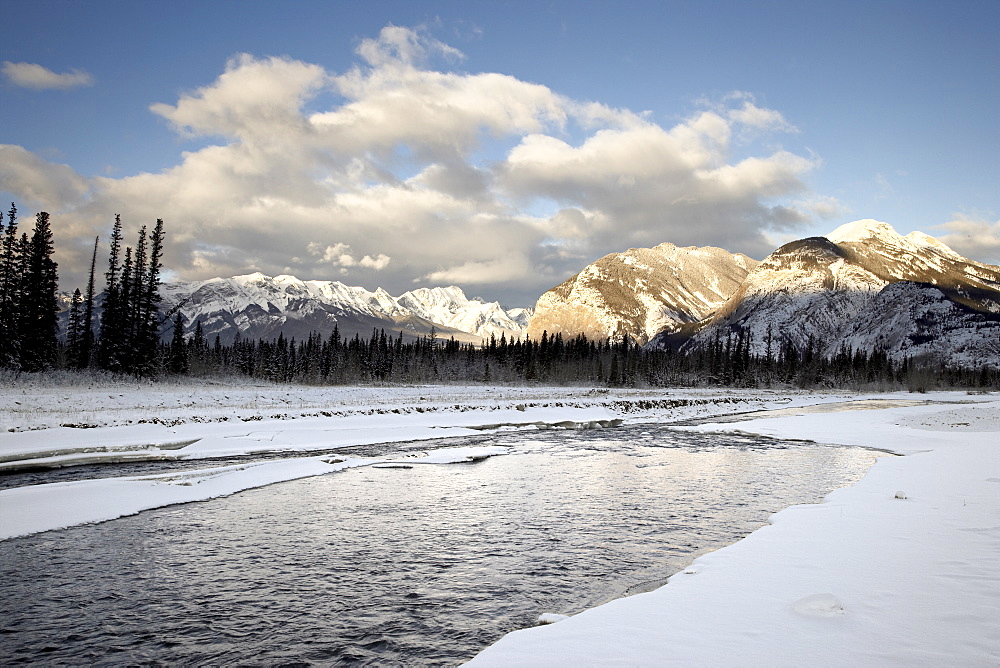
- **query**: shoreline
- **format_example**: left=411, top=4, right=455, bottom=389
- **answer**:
left=466, top=396, right=1000, bottom=666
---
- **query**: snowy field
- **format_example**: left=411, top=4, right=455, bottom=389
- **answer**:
left=1, top=377, right=997, bottom=665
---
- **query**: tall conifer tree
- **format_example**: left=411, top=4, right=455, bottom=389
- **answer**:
left=20, top=212, right=59, bottom=371
left=98, top=215, right=124, bottom=371
left=67, top=288, right=84, bottom=367
left=0, top=203, right=20, bottom=368
left=78, top=236, right=99, bottom=369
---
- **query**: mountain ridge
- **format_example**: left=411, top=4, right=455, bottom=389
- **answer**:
left=649, top=220, right=1000, bottom=367
left=526, top=242, right=758, bottom=345
left=156, top=273, right=532, bottom=344
left=522, top=218, right=998, bottom=368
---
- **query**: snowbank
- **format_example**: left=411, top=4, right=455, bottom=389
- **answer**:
left=466, top=398, right=1000, bottom=666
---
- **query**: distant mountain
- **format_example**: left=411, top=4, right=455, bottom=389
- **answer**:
left=154, top=273, right=531, bottom=344
left=394, top=286, right=529, bottom=341
left=650, top=220, right=1000, bottom=367
left=526, top=243, right=757, bottom=344
left=57, top=273, right=531, bottom=345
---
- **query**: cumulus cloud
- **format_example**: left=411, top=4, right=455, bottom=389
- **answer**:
left=150, top=54, right=328, bottom=141
left=2, top=61, right=94, bottom=89
left=308, top=242, right=391, bottom=271
left=933, top=214, right=1000, bottom=265
left=0, top=25, right=833, bottom=305
left=0, top=145, right=90, bottom=207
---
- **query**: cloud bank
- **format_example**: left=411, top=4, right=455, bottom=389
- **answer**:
left=2, top=25, right=833, bottom=305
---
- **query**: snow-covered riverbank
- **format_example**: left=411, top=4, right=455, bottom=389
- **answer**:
left=467, top=396, right=1000, bottom=666
left=2, top=382, right=826, bottom=539
left=2, top=380, right=997, bottom=665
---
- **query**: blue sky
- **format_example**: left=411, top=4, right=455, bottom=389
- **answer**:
left=2, top=0, right=997, bottom=305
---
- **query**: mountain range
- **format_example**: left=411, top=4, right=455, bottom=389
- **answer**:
left=57, top=219, right=999, bottom=369
left=660, top=220, right=1000, bottom=366
left=154, top=274, right=532, bottom=344
left=527, top=219, right=998, bottom=367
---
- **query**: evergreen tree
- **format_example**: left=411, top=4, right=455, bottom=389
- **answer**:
left=0, top=203, right=21, bottom=368
left=78, top=236, right=99, bottom=369
left=167, top=312, right=189, bottom=374
left=19, top=212, right=59, bottom=371
left=129, top=225, right=148, bottom=368
left=118, top=245, right=134, bottom=365
left=97, top=215, right=124, bottom=371
left=67, top=288, right=84, bottom=367
left=141, top=219, right=165, bottom=361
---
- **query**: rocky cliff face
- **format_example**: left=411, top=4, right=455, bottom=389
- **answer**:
left=526, top=243, right=757, bottom=344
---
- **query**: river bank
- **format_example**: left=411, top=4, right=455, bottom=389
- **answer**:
left=467, top=396, right=1000, bottom=666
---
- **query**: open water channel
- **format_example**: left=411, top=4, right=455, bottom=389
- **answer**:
left=0, top=424, right=883, bottom=665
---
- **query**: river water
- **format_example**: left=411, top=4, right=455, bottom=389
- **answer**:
left=0, top=425, right=882, bottom=666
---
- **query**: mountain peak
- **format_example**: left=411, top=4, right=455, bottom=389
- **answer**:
left=826, top=219, right=901, bottom=244
left=527, top=241, right=759, bottom=344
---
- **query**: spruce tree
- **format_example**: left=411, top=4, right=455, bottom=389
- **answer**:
left=67, top=288, right=84, bottom=367
left=118, top=245, right=134, bottom=366
left=19, top=212, right=59, bottom=371
left=141, top=219, right=165, bottom=367
left=78, top=237, right=99, bottom=369
left=167, top=312, right=188, bottom=374
left=130, top=225, right=147, bottom=368
left=0, top=203, right=21, bottom=368
left=98, top=215, right=124, bottom=371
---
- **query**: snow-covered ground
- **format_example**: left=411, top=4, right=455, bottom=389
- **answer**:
left=2, top=379, right=847, bottom=539
left=468, top=394, right=1000, bottom=666
left=2, top=378, right=997, bottom=665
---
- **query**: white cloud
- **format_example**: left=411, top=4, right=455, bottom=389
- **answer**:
left=725, top=94, right=798, bottom=135
left=149, top=54, right=329, bottom=141
left=423, top=254, right=535, bottom=285
left=0, top=25, right=831, bottom=305
left=0, top=145, right=90, bottom=208
left=360, top=253, right=391, bottom=270
left=356, top=24, right=465, bottom=68
left=933, top=214, right=1000, bottom=265
left=2, top=61, right=94, bottom=90
left=308, top=242, right=391, bottom=270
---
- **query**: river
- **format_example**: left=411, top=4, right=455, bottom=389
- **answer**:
left=0, top=424, right=882, bottom=665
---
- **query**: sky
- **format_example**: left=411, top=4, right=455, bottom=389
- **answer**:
left=1, top=0, right=998, bottom=307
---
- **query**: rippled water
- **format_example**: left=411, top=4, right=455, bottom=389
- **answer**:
left=0, top=426, right=882, bottom=665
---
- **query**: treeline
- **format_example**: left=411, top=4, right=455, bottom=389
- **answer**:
left=1, top=205, right=165, bottom=375
left=167, top=324, right=999, bottom=392
left=2, top=203, right=997, bottom=391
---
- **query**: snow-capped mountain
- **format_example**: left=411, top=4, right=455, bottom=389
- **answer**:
left=526, top=243, right=757, bottom=344
left=395, top=286, right=528, bottom=341
left=651, top=220, right=1000, bottom=366
left=154, top=273, right=531, bottom=344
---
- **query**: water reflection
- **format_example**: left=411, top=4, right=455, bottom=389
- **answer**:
left=0, top=426, right=881, bottom=666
